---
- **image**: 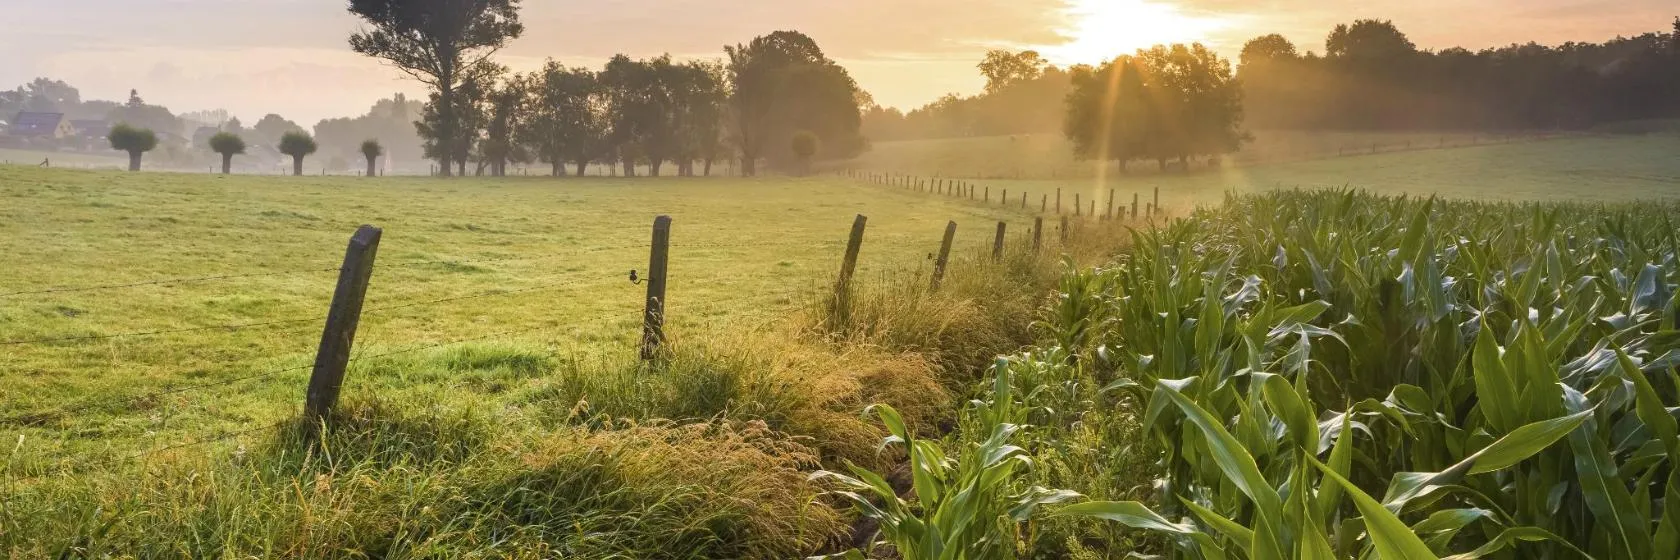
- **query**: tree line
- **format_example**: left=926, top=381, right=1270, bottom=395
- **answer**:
left=865, top=17, right=1680, bottom=145
left=348, top=0, right=865, bottom=178
left=1240, top=18, right=1680, bottom=130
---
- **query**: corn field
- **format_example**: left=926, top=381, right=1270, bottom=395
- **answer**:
left=822, top=189, right=1680, bottom=559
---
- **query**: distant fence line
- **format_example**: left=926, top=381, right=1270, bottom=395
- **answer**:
left=838, top=168, right=1166, bottom=220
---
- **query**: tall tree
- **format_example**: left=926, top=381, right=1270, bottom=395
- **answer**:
left=725, top=31, right=863, bottom=176
left=416, top=65, right=494, bottom=176
left=253, top=114, right=304, bottom=146
left=978, top=50, right=1048, bottom=93
left=522, top=61, right=606, bottom=177
left=1065, top=44, right=1246, bottom=172
left=348, top=0, right=524, bottom=177
left=479, top=75, right=528, bottom=176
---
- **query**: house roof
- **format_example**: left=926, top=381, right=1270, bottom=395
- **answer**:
left=10, top=112, right=66, bottom=137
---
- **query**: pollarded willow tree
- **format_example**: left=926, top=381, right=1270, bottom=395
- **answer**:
left=278, top=131, right=318, bottom=176
left=107, top=123, right=157, bottom=172
left=347, top=0, right=524, bottom=178
left=360, top=139, right=383, bottom=177
left=208, top=132, right=246, bottom=174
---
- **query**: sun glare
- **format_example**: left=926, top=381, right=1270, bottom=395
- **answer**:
left=1041, top=0, right=1233, bottom=65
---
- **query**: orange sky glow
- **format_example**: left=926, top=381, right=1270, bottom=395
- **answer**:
left=2, top=0, right=1673, bottom=123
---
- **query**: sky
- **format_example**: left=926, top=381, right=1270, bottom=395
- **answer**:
left=2, top=0, right=1674, bottom=125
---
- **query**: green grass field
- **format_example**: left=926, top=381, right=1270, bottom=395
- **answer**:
left=0, top=167, right=1035, bottom=466
left=860, top=135, right=1680, bottom=215
left=6, top=130, right=1680, bottom=556
left=852, top=129, right=1574, bottom=179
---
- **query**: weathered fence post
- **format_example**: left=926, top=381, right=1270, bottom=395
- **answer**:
left=1041, top=194, right=1048, bottom=213
left=1107, top=189, right=1115, bottom=219
left=1056, top=188, right=1062, bottom=213
left=931, top=221, right=957, bottom=291
left=832, top=215, right=867, bottom=328
left=1060, top=216, right=1069, bottom=243
left=305, top=225, right=383, bottom=421
left=1033, top=217, right=1043, bottom=252
left=1153, top=187, right=1159, bottom=216
left=1022, top=192, right=1027, bottom=209
left=1089, top=200, right=1095, bottom=218
left=993, top=221, right=1007, bottom=261
left=985, top=186, right=989, bottom=203
left=640, top=216, right=672, bottom=361
left=1133, top=193, right=1140, bottom=218
left=1074, top=193, right=1081, bottom=216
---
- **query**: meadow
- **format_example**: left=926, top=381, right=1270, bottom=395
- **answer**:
left=6, top=131, right=1680, bottom=557
left=0, top=166, right=1047, bottom=460
left=854, top=134, right=1680, bottom=216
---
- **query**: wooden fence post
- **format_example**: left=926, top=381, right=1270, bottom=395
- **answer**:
left=1060, top=216, right=1069, bottom=243
left=993, top=221, right=1007, bottom=261
left=640, top=215, right=672, bottom=361
left=1075, top=193, right=1081, bottom=216
left=1041, top=194, right=1048, bottom=213
left=1022, top=192, right=1027, bottom=209
left=1056, top=188, right=1062, bottom=213
left=1033, top=217, right=1043, bottom=252
left=984, top=186, right=989, bottom=203
left=1107, top=189, right=1115, bottom=219
left=1002, top=189, right=1008, bottom=207
left=832, top=215, right=867, bottom=328
left=1153, top=187, right=1159, bottom=216
left=1133, top=193, right=1139, bottom=218
left=931, top=221, right=956, bottom=291
left=305, top=225, right=383, bottom=421
left=1089, top=200, right=1095, bottom=218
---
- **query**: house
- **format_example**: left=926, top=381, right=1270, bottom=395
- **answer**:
left=9, top=112, right=74, bottom=139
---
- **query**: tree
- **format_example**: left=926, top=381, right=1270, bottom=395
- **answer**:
left=479, top=75, right=528, bottom=176
left=1065, top=44, right=1247, bottom=173
left=208, top=131, right=246, bottom=174
left=1326, top=19, right=1416, bottom=61
left=978, top=50, right=1048, bottom=93
left=108, top=123, right=158, bottom=172
left=278, top=131, right=318, bottom=176
left=253, top=114, right=304, bottom=146
left=790, top=130, right=818, bottom=175
left=348, top=0, right=525, bottom=178
left=361, top=139, right=383, bottom=177
left=416, top=66, right=494, bottom=177
left=522, top=61, right=606, bottom=177
left=726, top=31, right=864, bottom=176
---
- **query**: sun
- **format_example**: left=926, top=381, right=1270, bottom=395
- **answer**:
left=1039, top=0, right=1234, bottom=65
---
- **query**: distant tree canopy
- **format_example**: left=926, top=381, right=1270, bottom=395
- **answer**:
left=726, top=30, right=865, bottom=176
left=1241, top=19, right=1680, bottom=129
left=253, top=114, right=306, bottom=146
left=348, top=0, right=525, bottom=177
left=863, top=53, right=1074, bottom=141
left=870, top=18, right=1680, bottom=143
left=1064, top=44, right=1246, bottom=172
left=978, top=50, right=1049, bottom=93
left=314, top=93, right=426, bottom=169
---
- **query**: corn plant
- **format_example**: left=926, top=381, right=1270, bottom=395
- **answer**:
left=811, top=361, right=1082, bottom=560
left=1031, top=190, right=1680, bottom=559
